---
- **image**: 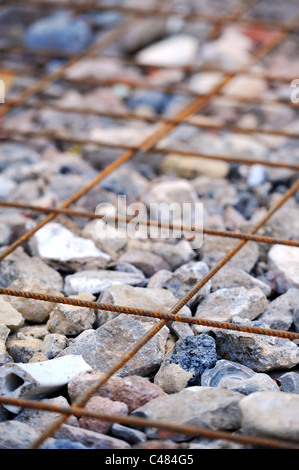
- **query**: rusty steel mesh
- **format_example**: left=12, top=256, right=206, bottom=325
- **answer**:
left=0, top=0, right=299, bottom=450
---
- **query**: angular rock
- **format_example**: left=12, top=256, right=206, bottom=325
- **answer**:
left=68, top=373, right=166, bottom=412
left=0, top=222, right=11, bottom=246
left=0, top=325, right=12, bottom=365
left=195, top=287, right=268, bottom=323
left=46, top=293, right=96, bottom=337
left=142, top=178, right=199, bottom=206
left=126, top=238, right=196, bottom=270
left=96, top=285, right=191, bottom=327
left=43, top=438, right=88, bottom=449
left=64, top=269, right=145, bottom=296
left=0, top=246, right=63, bottom=291
left=4, top=276, right=62, bottom=323
left=257, top=288, right=299, bottom=331
left=15, top=396, right=78, bottom=430
left=57, top=314, right=169, bottom=376
left=211, top=267, right=271, bottom=297
left=54, top=423, right=130, bottom=449
left=199, top=235, right=259, bottom=272
left=41, top=333, right=68, bottom=359
left=280, top=372, right=299, bottom=394
left=154, top=335, right=217, bottom=393
left=30, top=222, right=111, bottom=272
left=268, top=245, right=299, bottom=293
left=111, top=424, right=147, bottom=444
left=79, top=396, right=128, bottom=434
left=6, top=335, right=43, bottom=363
left=117, top=250, right=171, bottom=277
left=213, top=328, right=299, bottom=372
left=160, top=153, right=229, bottom=179
left=201, top=360, right=279, bottom=395
left=136, top=35, right=199, bottom=67
left=133, top=387, right=243, bottom=439
left=0, top=297, right=24, bottom=329
left=239, top=391, right=299, bottom=442
left=162, top=261, right=212, bottom=308
left=147, top=270, right=173, bottom=289
left=0, top=421, right=55, bottom=449
left=121, top=18, right=167, bottom=54
left=24, top=11, right=92, bottom=52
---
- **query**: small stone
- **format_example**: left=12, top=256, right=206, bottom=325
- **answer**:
left=127, top=239, right=196, bottom=270
left=136, top=35, right=199, bottom=67
left=121, top=18, right=167, bottom=54
left=142, top=179, right=199, bottom=215
left=96, top=285, right=191, bottom=327
left=154, top=363, right=194, bottom=395
left=211, top=267, right=271, bottom=296
left=0, top=246, right=63, bottom=291
left=162, top=261, right=212, bottom=308
left=160, top=153, right=230, bottom=179
left=28, top=352, right=49, bottom=363
left=195, top=287, right=268, bottom=323
left=223, top=76, right=267, bottom=98
left=41, top=333, right=68, bottom=359
left=133, top=387, right=243, bottom=439
left=0, top=297, right=24, bottom=329
left=57, top=313, right=169, bottom=376
left=43, top=439, right=88, bottom=449
left=268, top=245, right=299, bottom=293
left=201, top=360, right=280, bottom=395
left=0, top=175, right=17, bottom=198
left=247, top=164, right=267, bottom=188
left=258, top=288, right=299, bottom=331
left=154, top=335, right=217, bottom=393
left=13, top=324, right=48, bottom=340
left=54, top=423, right=130, bottom=449
left=133, top=440, right=188, bottom=449
left=212, top=327, right=299, bottom=372
left=4, top=276, right=63, bottom=323
left=280, top=372, right=299, bottom=394
left=117, top=250, right=171, bottom=277
left=199, top=235, right=259, bottom=272
left=188, top=72, right=224, bottom=94
left=147, top=270, right=173, bottom=288
left=239, top=391, right=299, bottom=442
left=46, top=294, right=96, bottom=337
left=0, top=421, right=54, bottom=449
left=15, top=396, right=78, bottom=431
left=30, top=222, right=111, bottom=272
left=5, top=335, right=43, bottom=363
left=0, top=223, right=11, bottom=246
left=64, top=269, right=145, bottom=296
left=68, top=373, right=166, bottom=412
left=111, top=424, right=147, bottom=444
left=79, top=396, right=128, bottom=434
left=24, top=11, right=92, bottom=52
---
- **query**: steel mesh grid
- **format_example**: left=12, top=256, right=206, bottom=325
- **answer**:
left=0, top=0, right=298, bottom=450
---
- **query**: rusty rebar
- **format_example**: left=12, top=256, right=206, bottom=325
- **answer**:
left=28, top=175, right=299, bottom=449
left=0, top=396, right=298, bottom=449
left=0, top=200, right=298, bottom=247
left=1, top=286, right=299, bottom=340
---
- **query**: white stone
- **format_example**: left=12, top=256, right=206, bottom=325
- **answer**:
left=64, top=269, right=145, bottom=296
left=223, top=75, right=267, bottom=98
left=188, top=72, right=224, bottom=94
left=0, top=355, right=92, bottom=413
left=30, top=222, right=111, bottom=271
left=136, top=35, right=199, bottom=67
left=0, top=297, right=24, bottom=329
left=268, top=245, right=299, bottom=293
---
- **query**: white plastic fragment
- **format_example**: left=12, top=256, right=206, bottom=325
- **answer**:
left=0, top=355, right=92, bottom=413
